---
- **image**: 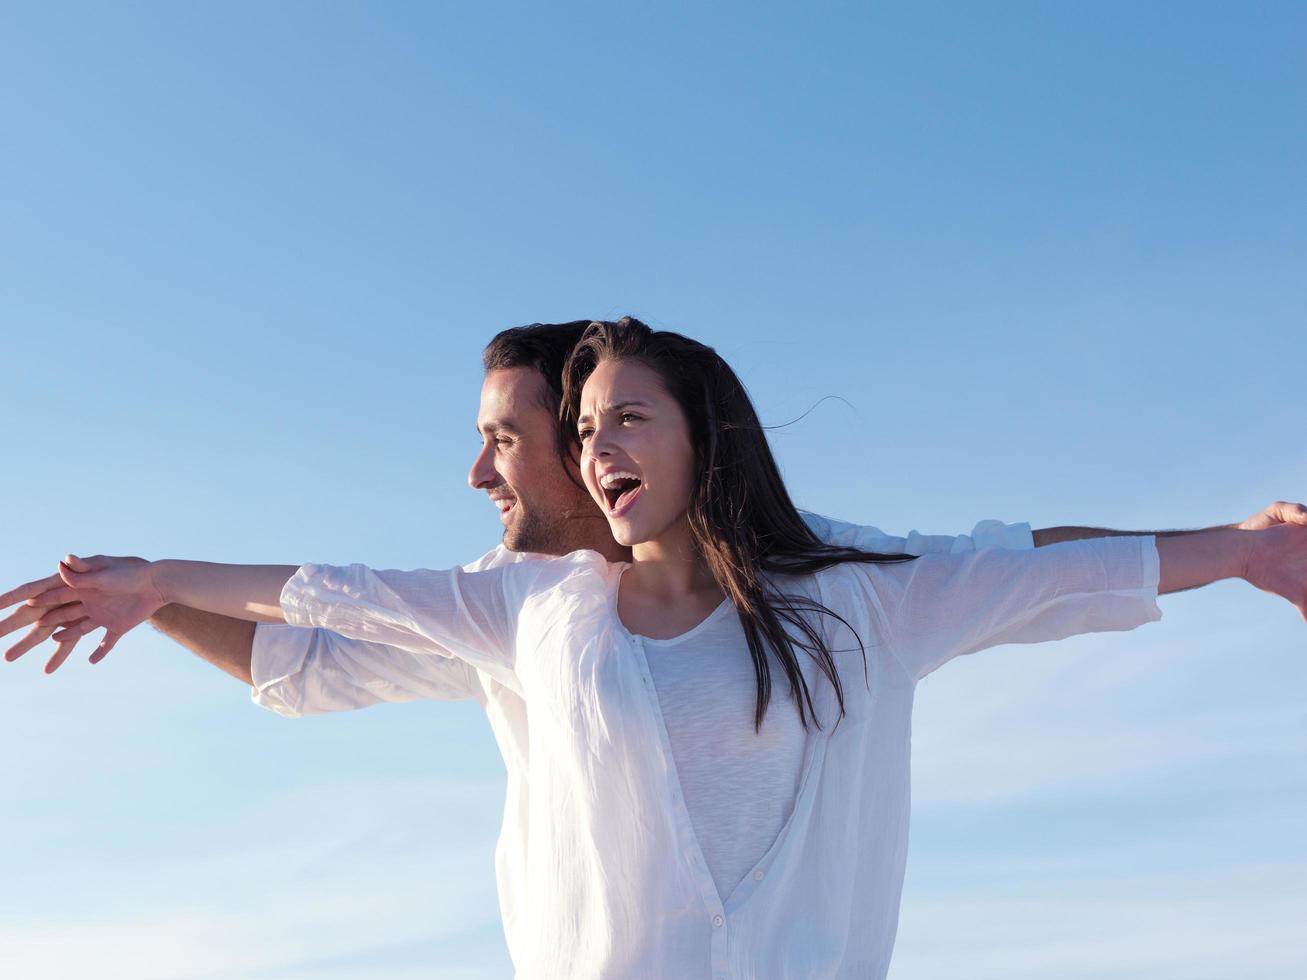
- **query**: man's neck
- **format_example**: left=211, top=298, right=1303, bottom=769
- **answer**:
left=584, top=536, right=632, bottom=563
left=517, top=531, right=630, bottom=564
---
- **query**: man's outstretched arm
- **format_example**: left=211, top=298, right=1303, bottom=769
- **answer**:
left=149, top=604, right=254, bottom=685
left=1032, top=501, right=1307, bottom=553
left=1033, top=523, right=1236, bottom=547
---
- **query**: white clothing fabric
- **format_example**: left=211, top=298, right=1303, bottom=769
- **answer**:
left=250, top=514, right=1033, bottom=716
left=636, top=594, right=802, bottom=905
left=251, top=514, right=1033, bottom=970
left=269, top=526, right=1162, bottom=980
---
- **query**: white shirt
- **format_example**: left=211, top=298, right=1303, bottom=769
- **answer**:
left=251, top=515, right=1031, bottom=947
left=256, top=519, right=1164, bottom=979
left=251, top=514, right=1032, bottom=716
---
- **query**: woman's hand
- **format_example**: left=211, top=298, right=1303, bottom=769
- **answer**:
left=0, top=554, right=169, bottom=673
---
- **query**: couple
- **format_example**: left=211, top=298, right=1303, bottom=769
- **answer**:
left=4, top=316, right=1306, bottom=980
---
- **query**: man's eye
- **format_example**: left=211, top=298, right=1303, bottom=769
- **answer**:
left=496, top=438, right=513, bottom=448
left=620, top=413, right=640, bottom=424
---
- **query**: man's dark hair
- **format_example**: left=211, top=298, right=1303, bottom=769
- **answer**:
left=482, top=320, right=594, bottom=415
left=482, top=320, right=594, bottom=479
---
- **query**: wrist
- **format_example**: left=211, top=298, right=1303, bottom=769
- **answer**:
left=1237, top=528, right=1258, bottom=582
left=148, top=559, right=177, bottom=605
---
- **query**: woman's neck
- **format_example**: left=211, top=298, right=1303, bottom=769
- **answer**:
left=618, top=520, right=726, bottom=639
left=627, top=520, right=721, bottom=602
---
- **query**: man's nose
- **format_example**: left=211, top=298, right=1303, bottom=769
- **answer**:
left=468, top=443, right=498, bottom=490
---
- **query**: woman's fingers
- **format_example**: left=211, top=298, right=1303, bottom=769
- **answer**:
left=0, top=596, right=55, bottom=641
left=4, top=622, right=58, bottom=663
left=0, top=572, right=63, bottom=611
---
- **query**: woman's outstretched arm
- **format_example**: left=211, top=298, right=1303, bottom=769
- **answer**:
left=17, top=552, right=536, bottom=693
left=151, top=560, right=299, bottom=623
left=866, top=521, right=1307, bottom=683
left=3, top=554, right=299, bottom=673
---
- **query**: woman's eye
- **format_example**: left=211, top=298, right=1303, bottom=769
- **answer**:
left=577, top=429, right=593, bottom=441
left=620, top=413, right=640, bottom=424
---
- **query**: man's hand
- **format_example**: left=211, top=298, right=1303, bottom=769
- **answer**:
left=1237, top=500, right=1307, bottom=532
left=1242, top=524, right=1307, bottom=622
left=0, top=554, right=168, bottom=673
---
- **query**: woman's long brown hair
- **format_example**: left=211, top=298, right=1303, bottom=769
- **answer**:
left=561, top=317, right=921, bottom=734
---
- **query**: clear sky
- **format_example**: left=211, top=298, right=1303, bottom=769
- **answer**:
left=2, top=2, right=1305, bottom=978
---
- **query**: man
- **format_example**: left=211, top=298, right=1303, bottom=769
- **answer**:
left=3, top=319, right=1305, bottom=692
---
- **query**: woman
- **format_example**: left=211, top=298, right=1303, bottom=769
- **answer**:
left=15, top=318, right=1262, bottom=979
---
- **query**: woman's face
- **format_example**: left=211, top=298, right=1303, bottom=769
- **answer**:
left=577, top=358, right=697, bottom=549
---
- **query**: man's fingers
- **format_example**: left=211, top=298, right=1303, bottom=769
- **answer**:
left=43, top=632, right=81, bottom=674
left=0, top=573, right=63, bottom=610
left=4, top=623, right=58, bottom=663
left=31, top=602, right=86, bottom=630
left=23, top=586, right=78, bottom=609
left=88, top=632, right=121, bottom=665
left=1269, top=501, right=1307, bottom=523
left=50, top=618, right=92, bottom=643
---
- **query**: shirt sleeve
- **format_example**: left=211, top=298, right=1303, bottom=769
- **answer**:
left=279, top=561, right=525, bottom=696
left=801, top=510, right=1035, bottom=554
left=249, top=622, right=485, bottom=719
left=860, top=534, right=1162, bottom=683
left=247, top=546, right=523, bottom=717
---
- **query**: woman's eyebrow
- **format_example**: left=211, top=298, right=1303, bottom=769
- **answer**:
left=578, top=399, right=652, bottom=425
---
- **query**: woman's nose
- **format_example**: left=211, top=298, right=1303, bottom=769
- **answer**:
left=587, top=424, right=616, bottom=457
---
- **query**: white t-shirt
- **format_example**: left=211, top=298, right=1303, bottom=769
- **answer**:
left=635, top=594, right=808, bottom=904
left=254, top=516, right=1164, bottom=979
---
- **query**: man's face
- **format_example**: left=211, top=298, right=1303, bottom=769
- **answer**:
left=469, top=367, right=610, bottom=555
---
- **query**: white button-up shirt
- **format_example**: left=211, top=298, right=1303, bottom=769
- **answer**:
left=254, top=518, right=1163, bottom=979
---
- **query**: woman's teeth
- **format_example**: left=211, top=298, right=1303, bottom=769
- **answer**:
left=599, top=472, right=643, bottom=512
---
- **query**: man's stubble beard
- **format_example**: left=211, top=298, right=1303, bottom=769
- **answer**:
left=503, top=493, right=609, bottom=556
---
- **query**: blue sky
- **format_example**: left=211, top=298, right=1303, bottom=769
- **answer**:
left=2, top=2, right=1305, bottom=977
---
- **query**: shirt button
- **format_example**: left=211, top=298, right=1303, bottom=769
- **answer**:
left=712, top=914, right=724, bottom=927
left=753, top=869, right=764, bottom=880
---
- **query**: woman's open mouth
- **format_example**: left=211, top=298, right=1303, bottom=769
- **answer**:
left=599, top=472, right=644, bottom=518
